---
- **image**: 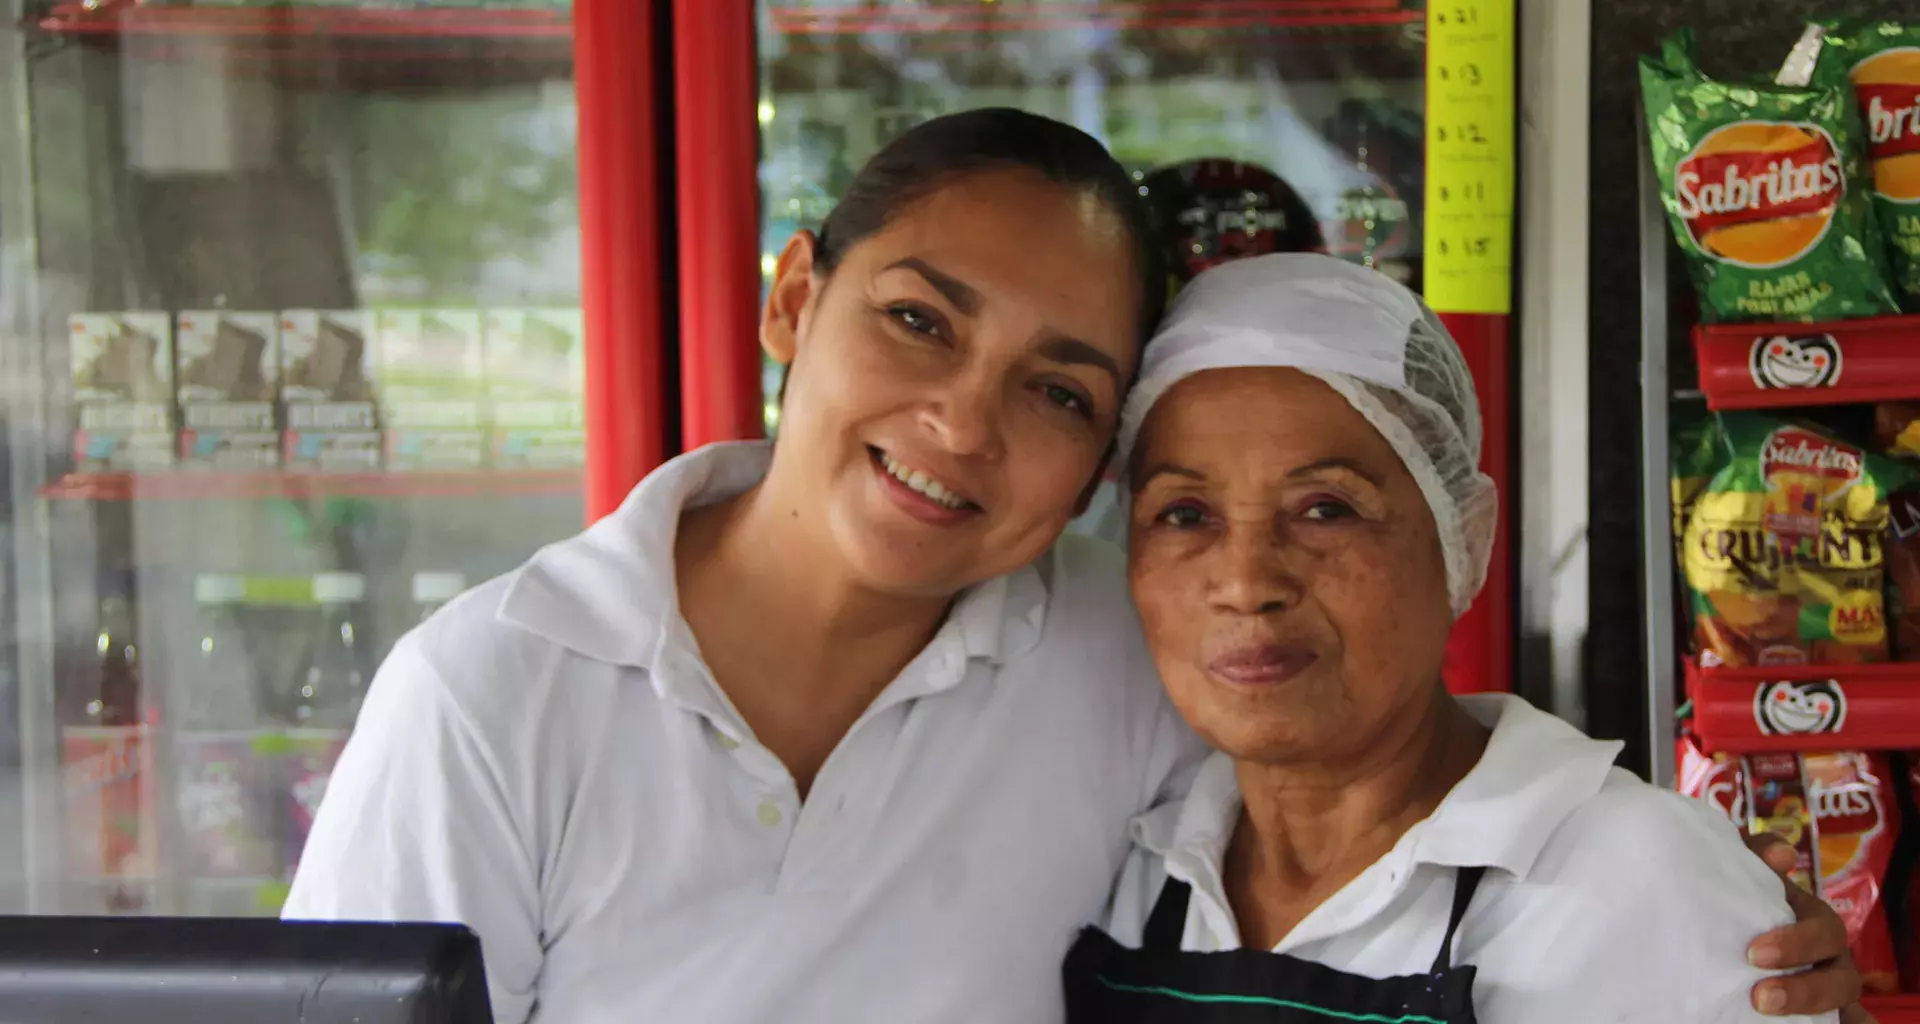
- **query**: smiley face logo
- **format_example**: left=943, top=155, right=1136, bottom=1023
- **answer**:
left=1749, top=334, right=1842, bottom=390
left=1754, top=680, right=1847, bottom=736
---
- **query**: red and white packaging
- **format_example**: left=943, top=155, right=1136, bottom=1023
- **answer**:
left=1677, top=740, right=1901, bottom=994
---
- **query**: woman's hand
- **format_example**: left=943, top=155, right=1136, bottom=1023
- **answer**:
left=1741, top=832, right=1873, bottom=1023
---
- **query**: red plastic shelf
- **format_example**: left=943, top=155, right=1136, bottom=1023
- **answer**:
left=1686, top=658, right=1920, bottom=754
left=766, top=0, right=1420, bottom=35
left=37, top=2, right=571, bottom=40
left=1693, top=314, right=1920, bottom=411
left=38, top=468, right=582, bottom=502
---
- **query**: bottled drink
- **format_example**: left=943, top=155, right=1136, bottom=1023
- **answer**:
left=288, top=572, right=368, bottom=729
left=281, top=571, right=367, bottom=879
left=179, top=573, right=254, bottom=729
left=411, top=571, right=466, bottom=623
left=59, top=571, right=157, bottom=911
left=174, top=573, right=279, bottom=886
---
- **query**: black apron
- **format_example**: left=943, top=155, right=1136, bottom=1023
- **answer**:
left=1062, top=866, right=1485, bottom=1023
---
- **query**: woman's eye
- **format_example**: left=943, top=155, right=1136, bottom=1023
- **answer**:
left=887, top=304, right=942, bottom=338
left=1043, top=383, right=1093, bottom=420
left=1301, top=499, right=1357, bottom=522
left=1156, top=502, right=1208, bottom=529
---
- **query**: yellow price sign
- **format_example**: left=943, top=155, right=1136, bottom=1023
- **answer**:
left=1424, top=0, right=1515, bottom=315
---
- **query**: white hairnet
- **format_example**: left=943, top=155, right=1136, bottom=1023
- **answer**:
left=1113, top=253, right=1498, bottom=618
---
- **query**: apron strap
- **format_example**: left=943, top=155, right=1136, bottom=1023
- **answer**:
left=1429, top=865, right=1488, bottom=974
left=1142, top=877, right=1194, bottom=952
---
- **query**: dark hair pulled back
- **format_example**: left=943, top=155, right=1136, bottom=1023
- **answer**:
left=812, top=107, right=1168, bottom=351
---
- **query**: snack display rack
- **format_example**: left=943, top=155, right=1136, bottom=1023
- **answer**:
left=1636, top=114, right=1920, bottom=1023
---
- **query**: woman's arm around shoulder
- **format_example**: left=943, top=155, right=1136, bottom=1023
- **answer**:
left=1472, top=769, right=1837, bottom=1024
left=281, top=608, right=545, bottom=1024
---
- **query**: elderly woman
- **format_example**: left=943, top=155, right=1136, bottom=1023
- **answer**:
left=1064, top=253, right=1838, bottom=1023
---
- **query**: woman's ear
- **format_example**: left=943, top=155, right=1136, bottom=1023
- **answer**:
left=761, top=231, right=820, bottom=369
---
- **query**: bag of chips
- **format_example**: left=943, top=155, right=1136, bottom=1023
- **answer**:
left=1641, top=30, right=1900, bottom=322
left=1804, top=752, right=1901, bottom=994
left=1812, top=21, right=1920, bottom=309
left=1678, top=743, right=1901, bottom=994
left=1682, top=413, right=1897, bottom=666
left=1673, top=410, right=1728, bottom=555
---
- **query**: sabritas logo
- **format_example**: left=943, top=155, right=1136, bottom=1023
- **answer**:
left=1852, top=48, right=1920, bottom=202
left=1674, top=121, right=1845, bottom=267
left=1761, top=427, right=1864, bottom=484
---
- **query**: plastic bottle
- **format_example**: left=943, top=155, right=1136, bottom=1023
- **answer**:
left=59, top=570, right=156, bottom=910
left=289, top=572, right=368, bottom=729
left=178, top=573, right=254, bottom=729
left=411, top=571, right=466, bottom=623
left=281, top=571, right=368, bottom=880
left=174, top=573, right=278, bottom=884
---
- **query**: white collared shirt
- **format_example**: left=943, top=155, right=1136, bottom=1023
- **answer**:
left=1101, top=695, right=1836, bottom=1024
left=282, top=441, right=1205, bottom=1024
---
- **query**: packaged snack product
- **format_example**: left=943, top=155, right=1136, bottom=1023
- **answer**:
left=279, top=310, right=380, bottom=471
left=1813, top=21, right=1920, bottom=308
left=1804, top=751, right=1901, bottom=993
left=176, top=311, right=279, bottom=470
left=485, top=308, right=584, bottom=468
left=1640, top=30, right=1900, bottom=322
left=70, top=312, right=175, bottom=471
left=1673, top=410, right=1728, bottom=553
left=1682, top=413, right=1897, bottom=666
left=378, top=309, right=487, bottom=471
left=1681, top=747, right=1902, bottom=994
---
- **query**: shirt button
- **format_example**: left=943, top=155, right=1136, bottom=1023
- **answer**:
left=756, top=800, right=783, bottom=828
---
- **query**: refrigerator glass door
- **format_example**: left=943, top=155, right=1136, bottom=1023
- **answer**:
left=755, top=1, right=1430, bottom=435
left=1, top=2, right=582, bottom=916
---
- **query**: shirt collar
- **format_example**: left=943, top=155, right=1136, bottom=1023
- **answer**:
left=494, top=441, right=1050, bottom=684
left=1132, top=694, right=1623, bottom=884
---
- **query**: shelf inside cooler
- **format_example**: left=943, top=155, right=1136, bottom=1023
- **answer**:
left=1692, top=314, right=1920, bottom=411
left=32, top=2, right=576, bottom=89
left=765, top=0, right=1423, bottom=35
left=38, top=468, right=582, bottom=502
left=37, top=2, right=571, bottom=40
left=1685, top=658, right=1920, bottom=754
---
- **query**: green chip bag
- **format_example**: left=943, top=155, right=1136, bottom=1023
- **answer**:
left=1640, top=30, right=1900, bottom=323
left=1682, top=412, right=1907, bottom=666
left=1812, top=20, right=1920, bottom=310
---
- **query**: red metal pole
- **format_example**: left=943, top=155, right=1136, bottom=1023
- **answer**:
left=1439, top=311, right=1513, bottom=696
left=673, top=0, right=765, bottom=448
left=575, top=0, right=668, bottom=521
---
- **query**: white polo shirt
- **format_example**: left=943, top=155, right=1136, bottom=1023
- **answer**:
left=282, top=441, right=1205, bottom=1024
left=1101, top=695, right=1834, bottom=1024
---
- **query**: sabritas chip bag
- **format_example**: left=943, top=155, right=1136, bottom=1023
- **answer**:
left=1682, top=413, right=1898, bottom=666
left=1641, top=30, right=1900, bottom=322
left=1803, top=752, right=1900, bottom=994
left=1678, top=744, right=1901, bottom=994
left=1813, top=21, right=1920, bottom=308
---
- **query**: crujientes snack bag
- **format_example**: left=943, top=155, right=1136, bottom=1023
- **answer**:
left=1682, top=413, right=1899, bottom=666
left=1814, top=20, right=1920, bottom=309
left=1641, top=30, right=1900, bottom=322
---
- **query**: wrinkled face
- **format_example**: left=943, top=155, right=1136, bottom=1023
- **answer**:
left=1126, top=368, right=1454, bottom=764
left=761, top=168, right=1141, bottom=598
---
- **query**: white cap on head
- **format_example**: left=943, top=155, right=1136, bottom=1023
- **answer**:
left=1114, top=253, right=1497, bottom=618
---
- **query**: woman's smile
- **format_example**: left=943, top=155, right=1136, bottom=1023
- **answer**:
left=869, top=444, right=984, bottom=525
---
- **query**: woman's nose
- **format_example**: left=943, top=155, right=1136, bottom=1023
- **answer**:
left=1206, top=527, right=1304, bottom=616
left=918, top=372, right=1004, bottom=459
